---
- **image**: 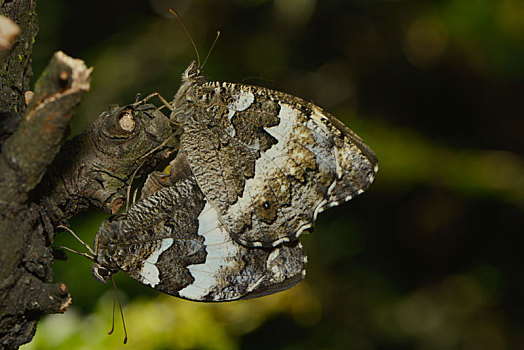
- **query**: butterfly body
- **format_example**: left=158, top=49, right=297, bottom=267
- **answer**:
left=92, top=61, right=377, bottom=302
left=172, top=61, right=378, bottom=248
left=93, top=173, right=306, bottom=301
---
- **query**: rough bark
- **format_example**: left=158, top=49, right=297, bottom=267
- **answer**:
left=0, top=1, right=179, bottom=348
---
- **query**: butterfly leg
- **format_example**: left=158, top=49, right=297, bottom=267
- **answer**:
left=132, top=92, right=174, bottom=112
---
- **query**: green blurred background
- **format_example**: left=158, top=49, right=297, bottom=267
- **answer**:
left=22, top=0, right=524, bottom=349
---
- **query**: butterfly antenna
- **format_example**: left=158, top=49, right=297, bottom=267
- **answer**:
left=201, top=31, right=220, bottom=69
left=169, top=8, right=201, bottom=66
left=108, top=276, right=128, bottom=344
left=57, top=225, right=96, bottom=256
left=108, top=288, right=116, bottom=336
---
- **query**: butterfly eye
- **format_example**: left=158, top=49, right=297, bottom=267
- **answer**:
left=91, top=265, right=111, bottom=284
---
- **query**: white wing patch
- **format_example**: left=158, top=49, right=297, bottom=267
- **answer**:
left=227, top=89, right=255, bottom=121
left=225, top=102, right=339, bottom=246
left=264, top=103, right=296, bottom=139
left=178, top=200, right=241, bottom=300
left=139, top=238, right=174, bottom=287
left=226, top=103, right=297, bottom=244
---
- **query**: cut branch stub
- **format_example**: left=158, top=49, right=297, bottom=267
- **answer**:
left=39, top=102, right=179, bottom=218
left=0, top=51, right=92, bottom=208
left=27, top=51, right=92, bottom=112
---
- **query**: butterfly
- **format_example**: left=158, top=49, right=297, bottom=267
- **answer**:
left=89, top=61, right=378, bottom=302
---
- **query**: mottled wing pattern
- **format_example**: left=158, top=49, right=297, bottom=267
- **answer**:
left=180, top=82, right=378, bottom=247
left=97, top=175, right=306, bottom=301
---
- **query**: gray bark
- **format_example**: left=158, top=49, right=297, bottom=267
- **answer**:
left=0, top=1, right=178, bottom=348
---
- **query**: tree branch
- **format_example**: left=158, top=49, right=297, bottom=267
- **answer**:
left=0, top=51, right=92, bottom=207
left=0, top=15, right=20, bottom=67
left=0, top=50, right=92, bottom=349
left=0, top=2, right=179, bottom=348
left=0, top=0, right=37, bottom=115
left=39, top=101, right=179, bottom=218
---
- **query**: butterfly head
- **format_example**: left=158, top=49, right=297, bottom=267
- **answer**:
left=181, top=60, right=206, bottom=85
left=91, top=215, right=124, bottom=284
left=173, top=61, right=208, bottom=112
left=91, top=264, right=112, bottom=284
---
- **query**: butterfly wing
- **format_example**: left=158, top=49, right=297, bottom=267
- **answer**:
left=98, top=175, right=306, bottom=301
left=179, top=82, right=378, bottom=248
